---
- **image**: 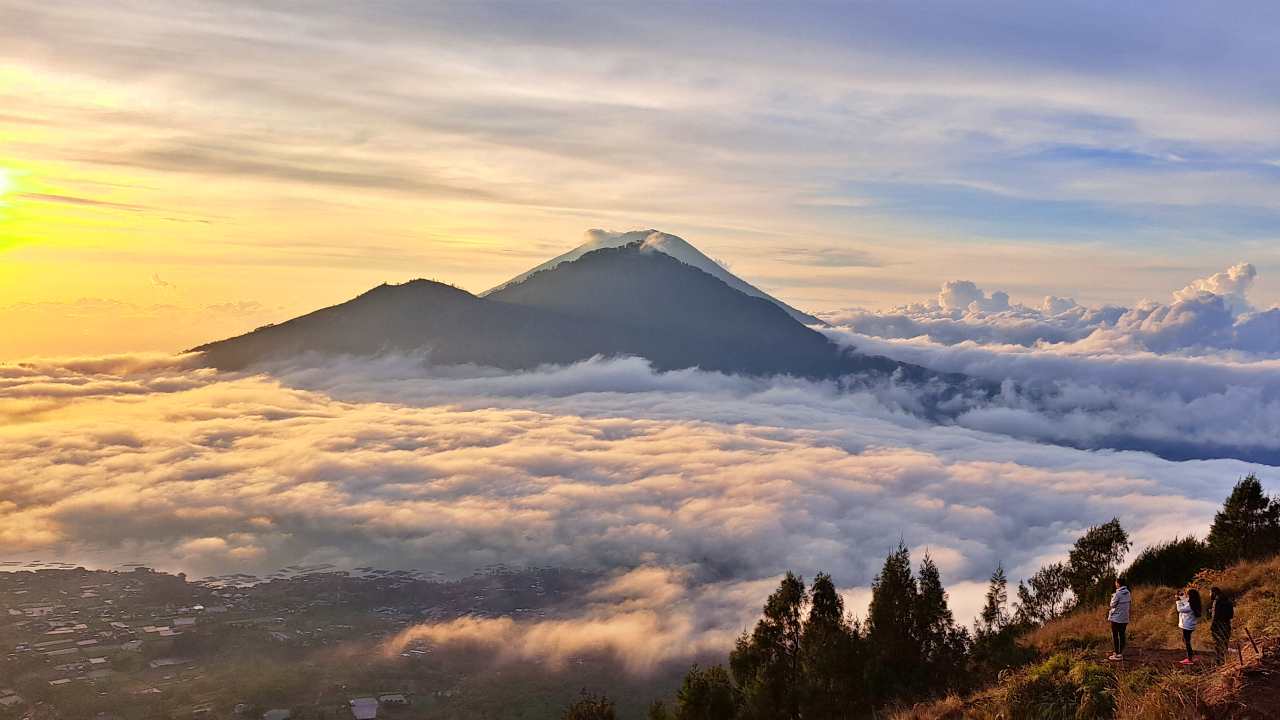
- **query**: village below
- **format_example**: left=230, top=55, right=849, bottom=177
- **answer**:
left=0, top=565, right=678, bottom=719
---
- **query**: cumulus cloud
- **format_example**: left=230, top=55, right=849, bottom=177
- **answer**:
left=0, top=351, right=1261, bottom=672
left=938, top=280, right=1010, bottom=314
left=1173, top=262, right=1257, bottom=314
left=823, top=263, right=1280, bottom=356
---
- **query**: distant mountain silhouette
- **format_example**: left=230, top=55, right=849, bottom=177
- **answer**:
left=193, top=241, right=921, bottom=381
left=485, top=229, right=823, bottom=325
left=193, top=279, right=623, bottom=371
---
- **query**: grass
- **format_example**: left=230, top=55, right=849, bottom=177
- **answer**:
left=1029, top=556, right=1280, bottom=656
left=892, top=555, right=1280, bottom=720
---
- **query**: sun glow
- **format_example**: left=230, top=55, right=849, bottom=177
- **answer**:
left=0, top=168, right=14, bottom=199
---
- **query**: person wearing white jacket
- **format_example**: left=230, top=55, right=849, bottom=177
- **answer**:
left=1176, top=587, right=1202, bottom=665
left=1107, top=577, right=1131, bottom=661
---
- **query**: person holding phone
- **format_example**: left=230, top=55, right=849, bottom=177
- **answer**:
left=1176, top=587, right=1202, bottom=665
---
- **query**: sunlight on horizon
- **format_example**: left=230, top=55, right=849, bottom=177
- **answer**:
left=0, top=3, right=1278, bottom=358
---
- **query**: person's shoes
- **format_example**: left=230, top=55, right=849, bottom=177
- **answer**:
left=1179, top=658, right=1194, bottom=665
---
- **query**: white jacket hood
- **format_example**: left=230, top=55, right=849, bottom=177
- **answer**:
left=1107, top=586, right=1131, bottom=623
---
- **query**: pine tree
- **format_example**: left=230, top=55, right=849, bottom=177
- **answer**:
left=1207, top=474, right=1280, bottom=564
left=915, top=553, right=970, bottom=692
left=973, top=563, right=1034, bottom=676
left=1065, top=519, right=1130, bottom=605
left=730, top=572, right=804, bottom=720
left=798, top=572, right=867, bottom=718
left=866, top=543, right=921, bottom=702
left=976, top=563, right=1008, bottom=639
left=673, top=665, right=737, bottom=720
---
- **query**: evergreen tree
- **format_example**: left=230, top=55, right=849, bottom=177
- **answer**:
left=798, top=572, right=867, bottom=718
left=730, top=572, right=804, bottom=720
left=976, top=563, right=1008, bottom=639
left=1064, top=519, right=1130, bottom=605
left=915, top=553, right=970, bottom=692
left=866, top=543, right=920, bottom=702
left=1207, top=474, right=1280, bottom=564
left=973, top=563, right=1034, bottom=676
left=673, top=665, right=737, bottom=720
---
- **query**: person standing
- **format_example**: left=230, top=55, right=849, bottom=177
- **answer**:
left=1107, top=576, right=1131, bottom=660
left=1209, top=587, right=1234, bottom=664
left=1176, top=587, right=1202, bottom=665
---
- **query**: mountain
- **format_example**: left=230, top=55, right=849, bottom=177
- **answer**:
left=484, top=229, right=823, bottom=325
left=193, top=240, right=905, bottom=380
left=191, top=279, right=628, bottom=372
left=485, top=242, right=891, bottom=376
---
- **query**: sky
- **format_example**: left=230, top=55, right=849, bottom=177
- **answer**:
left=3, top=1, right=1280, bottom=357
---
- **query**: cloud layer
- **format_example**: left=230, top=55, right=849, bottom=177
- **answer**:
left=1, top=350, right=1265, bottom=667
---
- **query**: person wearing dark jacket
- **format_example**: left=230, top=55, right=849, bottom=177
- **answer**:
left=1209, top=587, right=1235, bottom=664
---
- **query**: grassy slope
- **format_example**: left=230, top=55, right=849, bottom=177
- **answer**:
left=893, top=556, right=1280, bottom=719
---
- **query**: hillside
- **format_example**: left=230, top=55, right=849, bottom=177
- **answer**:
left=895, top=556, right=1280, bottom=719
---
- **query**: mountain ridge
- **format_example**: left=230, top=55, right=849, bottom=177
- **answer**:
left=192, top=240, right=905, bottom=381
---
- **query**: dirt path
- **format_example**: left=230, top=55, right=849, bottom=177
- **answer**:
left=1101, top=645, right=1218, bottom=672
left=1104, top=640, right=1280, bottom=718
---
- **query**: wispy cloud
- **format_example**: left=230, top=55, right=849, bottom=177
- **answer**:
left=15, top=192, right=145, bottom=211
left=3, top=0, right=1280, bottom=337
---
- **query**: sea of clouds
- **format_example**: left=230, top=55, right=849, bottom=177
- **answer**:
left=2, top=264, right=1277, bottom=670
left=822, top=263, right=1280, bottom=464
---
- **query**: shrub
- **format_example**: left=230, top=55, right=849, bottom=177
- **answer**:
left=1002, top=654, right=1114, bottom=720
left=1113, top=667, right=1201, bottom=720
left=563, top=692, right=617, bottom=720
left=1068, top=660, right=1114, bottom=720
left=1123, top=536, right=1212, bottom=588
left=889, top=694, right=969, bottom=720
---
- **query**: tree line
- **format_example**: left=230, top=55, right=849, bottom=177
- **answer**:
left=563, top=473, right=1280, bottom=719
